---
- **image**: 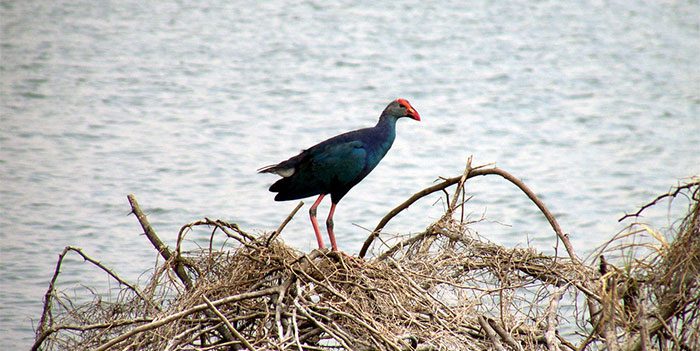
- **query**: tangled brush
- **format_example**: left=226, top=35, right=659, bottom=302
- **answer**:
left=32, top=163, right=699, bottom=351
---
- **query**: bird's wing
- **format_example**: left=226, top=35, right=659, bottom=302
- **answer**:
left=309, top=140, right=367, bottom=185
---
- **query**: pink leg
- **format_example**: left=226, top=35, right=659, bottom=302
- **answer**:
left=326, top=202, right=338, bottom=251
left=309, top=194, right=326, bottom=249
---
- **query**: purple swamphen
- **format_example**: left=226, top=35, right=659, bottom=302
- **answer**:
left=258, top=98, right=420, bottom=251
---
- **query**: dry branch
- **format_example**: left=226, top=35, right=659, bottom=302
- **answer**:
left=128, top=193, right=192, bottom=289
left=202, top=295, right=256, bottom=351
left=544, top=286, right=566, bottom=351
left=618, top=179, right=700, bottom=222
left=268, top=200, right=304, bottom=246
left=478, top=315, right=506, bottom=351
left=359, top=163, right=577, bottom=264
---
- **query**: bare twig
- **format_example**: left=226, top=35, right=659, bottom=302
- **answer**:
left=619, top=180, right=700, bottom=222
left=33, top=247, right=71, bottom=351
left=202, top=295, right=256, bottom=351
left=178, top=218, right=258, bottom=251
left=447, top=157, right=473, bottom=213
left=69, top=246, right=155, bottom=309
left=127, top=194, right=193, bottom=290
left=268, top=201, right=304, bottom=246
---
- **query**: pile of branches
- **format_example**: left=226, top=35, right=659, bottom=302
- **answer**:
left=32, top=162, right=699, bottom=351
left=595, top=180, right=700, bottom=351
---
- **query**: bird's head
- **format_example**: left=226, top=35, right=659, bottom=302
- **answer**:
left=384, top=98, right=421, bottom=121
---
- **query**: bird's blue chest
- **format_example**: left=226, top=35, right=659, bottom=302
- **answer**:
left=363, top=130, right=395, bottom=170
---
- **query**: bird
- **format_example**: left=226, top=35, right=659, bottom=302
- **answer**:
left=258, top=98, right=421, bottom=251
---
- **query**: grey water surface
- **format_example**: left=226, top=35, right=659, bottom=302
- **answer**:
left=1, top=0, right=699, bottom=348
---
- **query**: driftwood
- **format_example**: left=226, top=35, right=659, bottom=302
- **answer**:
left=32, top=163, right=700, bottom=350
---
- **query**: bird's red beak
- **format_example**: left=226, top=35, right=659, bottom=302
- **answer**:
left=408, top=107, right=420, bottom=121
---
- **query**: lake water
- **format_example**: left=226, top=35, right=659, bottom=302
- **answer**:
left=1, top=0, right=698, bottom=348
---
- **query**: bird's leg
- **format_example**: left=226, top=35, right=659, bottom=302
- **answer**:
left=309, top=194, right=326, bottom=249
left=326, top=202, right=338, bottom=251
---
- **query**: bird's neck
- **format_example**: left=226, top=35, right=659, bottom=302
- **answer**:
left=375, top=114, right=399, bottom=133
left=373, top=114, right=398, bottom=147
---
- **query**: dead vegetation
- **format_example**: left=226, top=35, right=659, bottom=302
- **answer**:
left=32, top=162, right=700, bottom=350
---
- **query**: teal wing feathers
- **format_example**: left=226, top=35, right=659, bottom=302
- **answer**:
left=309, top=140, right=367, bottom=186
left=268, top=139, right=369, bottom=201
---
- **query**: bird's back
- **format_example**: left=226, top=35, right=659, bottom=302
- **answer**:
left=263, top=124, right=395, bottom=203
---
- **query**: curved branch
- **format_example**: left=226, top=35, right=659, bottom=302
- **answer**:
left=618, top=180, right=700, bottom=222
left=358, top=177, right=461, bottom=258
left=359, top=167, right=578, bottom=263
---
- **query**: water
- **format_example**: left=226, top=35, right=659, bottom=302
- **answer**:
left=1, top=0, right=698, bottom=348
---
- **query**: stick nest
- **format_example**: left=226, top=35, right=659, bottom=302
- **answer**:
left=32, top=169, right=700, bottom=351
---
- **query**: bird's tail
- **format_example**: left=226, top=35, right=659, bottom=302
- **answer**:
left=257, top=164, right=277, bottom=173
left=257, top=164, right=295, bottom=177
